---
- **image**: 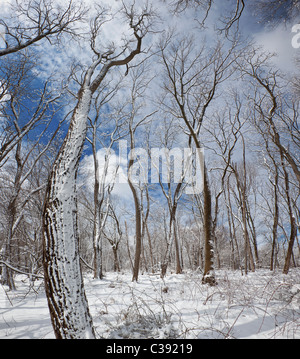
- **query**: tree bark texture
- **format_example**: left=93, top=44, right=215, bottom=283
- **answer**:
left=43, top=85, right=96, bottom=339
left=202, top=164, right=216, bottom=285
left=283, top=217, right=297, bottom=275
left=128, top=169, right=142, bottom=282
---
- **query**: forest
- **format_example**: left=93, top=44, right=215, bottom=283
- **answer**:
left=0, top=0, right=299, bottom=339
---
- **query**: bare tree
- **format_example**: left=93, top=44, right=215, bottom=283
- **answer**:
left=128, top=126, right=143, bottom=283
left=125, top=66, right=156, bottom=282
left=159, top=34, right=239, bottom=284
left=159, top=180, right=184, bottom=278
left=204, top=95, right=246, bottom=270
left=281, top=155, right=298, bottom=274
left=43, top=3, right=154, bottom=338
left=151, top=118, right=186, bottom=277
left=103, top=204, right=123, bottom=273
left=0, top=53, right=63, bottom=167
left=165, top=0, right=245, bottom=34
left=86, top=75, right=125, bottom=280
left=238, top=49, right=300, bottom=274
left=0, top=0, right=85, bottom=57
left=168, top=0, right=300, bottom=32
left=0, top=53, right=64, bottom=290
left=209, top=98, right=258, bottom=274
left=237, top=50, right=300, bottom=186
left=251, top=103, right=281, bottom=271
left=231, top=138, right=256, bottom=274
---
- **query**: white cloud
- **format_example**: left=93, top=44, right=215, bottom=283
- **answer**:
left=0, top=0, right=11, bottom=12
left=0, top=0, right=11, bottom=48
left=79, top=148, right=132, bottom=201
left=0, top=25, right=6, bottom=49
left=254, top=23, right=299, bottom=73
left=34, top=0, right=158, bottom=81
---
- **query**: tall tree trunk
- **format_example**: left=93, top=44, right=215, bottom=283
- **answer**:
left=112, top=245, right=121, bottom=272
left=247, top=211, right=259, bottom=267
left=283, top=217, right=297, bottom=275
left=241, top=199, right=255, bottom=274
left=146, top=224, right=155, bottom=273
left=93, top=224, right=103, bottom=280
left=282, top=158, right=297, bottom=275
left=128, top=119, right=143, bottom=282
left=2, top=142, right=22, bottom=291
left=270, top=168, right=279, bottom=271
left=160, top=206, right=182, bottom=278
left=3, top=199, right=17, bottom=291
left=2, top=196, right=17, bottom=291
left=42, top=13, right=146, bottom=336
left=226, top=182, right=240, bottom=270
left=202, top=164, right=216, bottom=285
left=43, top=84, right=96, bottom=339
left=174, top=220, right=183, bottom=274
left=92, top=138, right=104, bottom=280
left=128, top=149, right=142, bottom=282
left=130, top=186, right=142, bottom=282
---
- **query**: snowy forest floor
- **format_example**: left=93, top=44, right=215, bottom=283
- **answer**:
left=0, top=269, right=299, bottom=339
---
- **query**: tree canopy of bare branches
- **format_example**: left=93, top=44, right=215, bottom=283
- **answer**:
left=0, top=0, right=86, bottom=57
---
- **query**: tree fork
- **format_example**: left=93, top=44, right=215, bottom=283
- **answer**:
left=43, top=8, right=148, bottom=336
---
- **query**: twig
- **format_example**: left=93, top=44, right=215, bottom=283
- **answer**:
left=0, top=261, right=43, bottom=280
left=0, top=283, right=13, bottom=306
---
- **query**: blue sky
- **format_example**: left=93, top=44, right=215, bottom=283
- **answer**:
left=0, top=0, right=299, bottom=246
left=1, top=0, right=299, bottom=197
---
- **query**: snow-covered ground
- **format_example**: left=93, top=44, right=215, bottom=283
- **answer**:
left=0, top=269, right=299, bottom=339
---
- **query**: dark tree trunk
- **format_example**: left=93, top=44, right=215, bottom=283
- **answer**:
left=202, top=165, right=216, bottom=286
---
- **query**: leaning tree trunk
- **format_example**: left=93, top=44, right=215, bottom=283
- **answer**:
left=43, top=84, right=96, bottom=339
left=42, top=15, right=146, bottom=336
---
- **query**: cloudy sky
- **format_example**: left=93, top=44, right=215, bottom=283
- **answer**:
left=75, top=0, right=300, bottom=199
left=1, top=0, right=298, bottom=78
left=1, top=0, right=299, bottom=201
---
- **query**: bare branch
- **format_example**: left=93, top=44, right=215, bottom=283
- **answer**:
left=0, top=0, right=86, bottom=57
left=90, top=3, right=155, bottom=94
